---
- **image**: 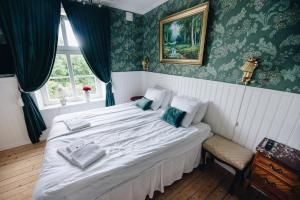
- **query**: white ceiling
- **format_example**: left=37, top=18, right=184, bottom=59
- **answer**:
left=102, top=0, right=168, bottom=15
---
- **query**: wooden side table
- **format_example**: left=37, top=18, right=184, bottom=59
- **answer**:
left=248, top=138, right=300, bottom=199
left=130, top=96, right=143, bottom=101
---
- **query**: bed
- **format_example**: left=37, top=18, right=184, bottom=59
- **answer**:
left=33, top=102, right=212, bottom=200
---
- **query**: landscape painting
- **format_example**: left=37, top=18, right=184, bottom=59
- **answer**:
left=159, top=2, right=209, bottom=65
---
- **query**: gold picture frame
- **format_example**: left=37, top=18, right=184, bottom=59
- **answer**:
left=159, top=2, right=209, bottom=65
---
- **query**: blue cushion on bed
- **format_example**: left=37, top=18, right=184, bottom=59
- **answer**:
left=161, top=106, right=186, bottom=128
left=136, top=97, right=153, bottom=110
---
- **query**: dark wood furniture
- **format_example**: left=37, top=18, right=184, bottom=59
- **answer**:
left=130, top=96, right=143, bottom=101
left=249, top=138, right=300, bottom=199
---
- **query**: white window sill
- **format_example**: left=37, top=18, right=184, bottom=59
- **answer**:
left=39, top=98, right=105, bottom=111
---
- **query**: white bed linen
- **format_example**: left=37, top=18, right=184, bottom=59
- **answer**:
left=99, top=139, right=207, bottom=200
left=100, top=124, right=212, bottom=200
left=33, top=102, right=211, bottom=200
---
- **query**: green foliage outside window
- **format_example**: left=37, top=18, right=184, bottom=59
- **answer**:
left=51, top=54, right=69, bottom=77
left=71, top=55, right=92, bottom=75
left=44, top=18, right=102, bottom=102
left=71, top=55, right=97, bottom=96
left=47, top=54, right=98, bottom=99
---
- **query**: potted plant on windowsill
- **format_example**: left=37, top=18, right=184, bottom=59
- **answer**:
left=83, top=86, right=92, bottom=102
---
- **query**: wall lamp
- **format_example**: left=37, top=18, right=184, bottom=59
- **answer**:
left=240, top=58, right=258, bottom=85
left=142, top=57, right=149, bottom=71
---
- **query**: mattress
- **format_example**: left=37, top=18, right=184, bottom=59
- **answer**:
left=33, top=102, right=211, bottom=200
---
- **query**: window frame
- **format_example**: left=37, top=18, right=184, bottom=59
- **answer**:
left=40, top=16, right=104, bottom=106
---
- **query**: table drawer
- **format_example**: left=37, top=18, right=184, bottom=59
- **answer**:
left=252, top=164, right=300, bottom=199
left=255, top=153, right=298, bottom=183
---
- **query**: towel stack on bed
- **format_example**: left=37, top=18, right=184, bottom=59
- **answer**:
left=58, top=140, right=106, bottom=169
left=64, top=118, right=91, bottom=131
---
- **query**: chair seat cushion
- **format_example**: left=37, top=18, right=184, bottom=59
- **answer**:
left=203, top=135, right=253, bottom=170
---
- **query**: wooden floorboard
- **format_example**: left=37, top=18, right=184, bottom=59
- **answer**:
left=0, top=142, right=266, bottom=200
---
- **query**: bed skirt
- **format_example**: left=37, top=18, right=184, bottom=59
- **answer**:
left=99, top=144, right=202, bottom=200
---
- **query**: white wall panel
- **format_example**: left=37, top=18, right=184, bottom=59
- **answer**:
left=143, top=72, right=300, bottom=151
left=236, top=88, right=300, bottom=151
left=0, top=77, right=30, bottom=150
left=112, top=71, right=144, bottom=104
left=1, top=71, right=299, bottom=151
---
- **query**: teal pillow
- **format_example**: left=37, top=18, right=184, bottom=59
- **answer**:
left=161, top=106, right=186, bottom=128
left=136, top=97, right=153, bottom=110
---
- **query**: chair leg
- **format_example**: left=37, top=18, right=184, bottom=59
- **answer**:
left=229, top=170, right=243, bottom=195
left=199, top=148, right=207, bottom=170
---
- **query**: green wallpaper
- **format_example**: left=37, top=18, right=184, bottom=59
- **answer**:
left=110, top=0, right=300, bottom=93
left=2, top=2, right=299, bottom=92
left=139, top=0, right=300, bottom=93
left=110, top=8, right=143, bottom=72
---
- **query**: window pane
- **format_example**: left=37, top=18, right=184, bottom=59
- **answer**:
left=75, top=76, right=97, bottom=96
left=46, top=78, right=73, bottom=99
left=64, top=20, right=78, bottom=46
left=51, top=54, right=69, bottom=77
left=71, top=55, right=92, bottom=76
left=58, top=24, right=64, bottom=46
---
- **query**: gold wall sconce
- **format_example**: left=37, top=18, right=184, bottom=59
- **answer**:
left=240, top=58, right=258, bottom=85
left=142, top=57, right=149, bottom=71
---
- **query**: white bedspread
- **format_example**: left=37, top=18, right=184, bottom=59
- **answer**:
left=33, top=102, right=211, bottom=200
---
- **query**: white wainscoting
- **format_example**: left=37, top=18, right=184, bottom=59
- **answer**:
left=142, top=72, right=300, bottom=151
left=233, top=86, right=300, bottom=151
left=0, top=72, right=143, bottom=150
left=1, top=72, right=299, bottom=151
left=0, top=77, right=30, bottom=151
left=112, top=71, right=144, bottom=104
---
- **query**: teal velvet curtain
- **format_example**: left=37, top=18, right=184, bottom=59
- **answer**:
left=0, top=0, right=61, bottom=143
left=62, top=1, right=115, bottom=107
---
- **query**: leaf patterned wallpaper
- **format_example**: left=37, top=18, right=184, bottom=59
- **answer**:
left=111, top=0, right=300, bottom=94
left=110, top=8, right=143, bottom=72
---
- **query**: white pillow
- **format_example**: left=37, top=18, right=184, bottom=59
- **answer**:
left=170, top=96, right=200, bottom=128
left=154, top=85, right=173, bottom=108
left=193, top=101, right=208, bottom=124
left=144, top=87, right=166, bottom=110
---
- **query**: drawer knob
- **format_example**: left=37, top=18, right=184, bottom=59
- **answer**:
left=263, top=178, right=276, bottom=188
left=268, top=163, right=283, bottom=174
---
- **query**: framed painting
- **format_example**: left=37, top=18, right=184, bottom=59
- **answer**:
left=159, top=2, right=209, bottom=65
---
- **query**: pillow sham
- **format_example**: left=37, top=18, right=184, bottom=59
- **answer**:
left=144, top=87, right=166, bottom=110
left=136, top=97, right=153, bottom=110
left=170, top=96, right=200, bottom=128
left=193, top=101, right=208, bottom=124
left=161, top=106, right=186, bottom=128
left=154, top=85, right=173, bottom=108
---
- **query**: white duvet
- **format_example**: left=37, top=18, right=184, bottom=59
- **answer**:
left=33, top=102, right=211, bottom=200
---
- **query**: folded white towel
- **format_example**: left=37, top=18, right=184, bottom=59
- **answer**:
left=71, top=144, right=106, bottom=169
left=57, top=147, right=73, bottom=163
left=57, top=142, right=106, bottom=169
left=66, top=140, right=94, bottom=152
left=64, top=119, right=91, bottom=131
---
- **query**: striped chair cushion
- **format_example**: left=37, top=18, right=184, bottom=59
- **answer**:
left=203, top=135, right=254, bottom=170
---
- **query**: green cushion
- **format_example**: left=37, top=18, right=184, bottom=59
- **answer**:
left=136, top=97, right=153, bottom=110
left=161, top=106, right=186, bottom=128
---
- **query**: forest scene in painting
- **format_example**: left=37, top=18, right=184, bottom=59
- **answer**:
left=163, top=13, right=202, bottom=59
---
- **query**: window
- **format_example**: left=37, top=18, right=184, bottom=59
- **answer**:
left=40, top=16, right=104, bottom=106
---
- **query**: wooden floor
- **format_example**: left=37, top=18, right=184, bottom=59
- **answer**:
left=0, top=143, right=266, bottom=200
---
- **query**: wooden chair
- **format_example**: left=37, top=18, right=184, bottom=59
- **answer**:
left=201, top=135, right=254, bottom=194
